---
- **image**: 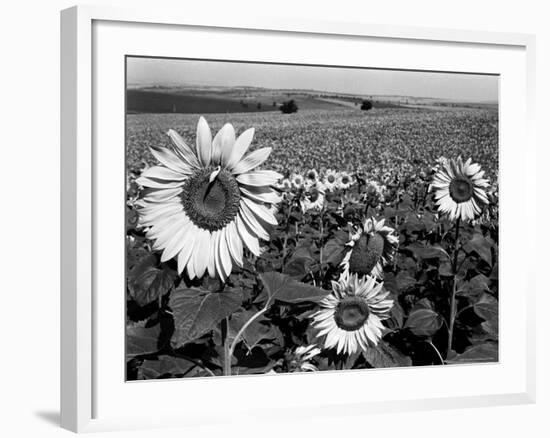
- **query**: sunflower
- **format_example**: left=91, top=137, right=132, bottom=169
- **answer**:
left=364, top=180, right=384, bottom=204
left=337, top=171, right=354, bottom=190
left=305, top=168, right=319, bottom=185
left=287, top=345, right=321, bottom=372
left=322, top=169, right=339, bottom=192
left=341, top=217, right=398, bottom=279
left=290, top=173, right=305, bottom=190
left=300, top=181, right=326, bottom=212
left=136, top=117, right=282, bottom=281
left=312, top=272, right=393, bottom=355
left=279, top=178, right=292, bottom=192
left=431, top=156, right=449, bottom=174
left=432, top=157, right=489, bottom=222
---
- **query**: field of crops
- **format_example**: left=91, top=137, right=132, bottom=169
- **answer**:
left=126, top=107, right=499, bottom=379
left=127, top=108, right=498, bottom=179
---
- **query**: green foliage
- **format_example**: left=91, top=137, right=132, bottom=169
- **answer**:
left=405, top=309, right=444, bottom=338
left=125, top=108, right=499, bottom=378
left=169, top=287, right=243, bottom=348
left=256, top=272, right=330, bottom=306
left=363, top=341, right=412, bottom=368
left=447, top=343, right=498, bottom=364
left=127, top=254, right=177, bottom=306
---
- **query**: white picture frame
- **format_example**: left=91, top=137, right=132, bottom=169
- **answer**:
left=60, top=5, right=536, bottom=433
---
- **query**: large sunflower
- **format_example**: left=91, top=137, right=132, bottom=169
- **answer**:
left=312, top=272, right=393, bottom=355
left=136, top=117, right=282, bottom=281
left=341, top=217, right=398, bottom=279
left=432, top=157, right=489, bottom=222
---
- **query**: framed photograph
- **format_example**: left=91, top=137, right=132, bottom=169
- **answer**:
left=61, top=5, right=536, bottom=433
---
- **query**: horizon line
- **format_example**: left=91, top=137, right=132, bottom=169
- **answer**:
left=126, top=82, right=498, bottom=104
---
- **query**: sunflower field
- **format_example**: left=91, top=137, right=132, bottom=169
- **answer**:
left=126, top=107, right=499, bottom=379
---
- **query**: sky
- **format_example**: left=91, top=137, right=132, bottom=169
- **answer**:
left=127, top=57, right=498, bottom=102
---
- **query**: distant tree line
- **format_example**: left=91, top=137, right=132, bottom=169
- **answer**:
left=361, top=100, right=373, bottom=111
left=280, top=99, right=298, bottom=114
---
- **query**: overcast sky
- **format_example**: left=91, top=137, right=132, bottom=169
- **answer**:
left=127, top=57, right=498, bottom=102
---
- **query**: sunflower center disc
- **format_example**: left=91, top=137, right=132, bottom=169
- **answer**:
left=449, top=176, right=474, bottom=203
left=341, top=176, right=349, bottom=184
left=327, top=175, right=335, bottom=183
left=334, top=296, right=370, bottom=331
left=348, top=233, right=385, bottom=276
left=182, top=168, right=241, bottom=231
left=309, top=188, right=321, bottom=202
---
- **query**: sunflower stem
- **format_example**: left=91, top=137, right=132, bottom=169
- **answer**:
left=427, top=341, right=445, bottom=365
left=422, top=180, right=430, bottom=206
left=319, top=209, right=325, bottom=276
left=221, top=317, right=231, bottom=376
left=281, top=198, right=295, bottom=270
left=447, top=218, right=461, bottom=357
left=227, top=306, right=268, bottom=369
left=393, top=197, right=399, bottom=271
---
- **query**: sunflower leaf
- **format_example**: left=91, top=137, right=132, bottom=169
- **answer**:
left=363, top=341, right=412, bottom=368
left=405, top=308, right=443, bottom=337
left=322, top=237, right=347, bottom=265
left=386, top=300, right=405, bottom=329
left=446, top=342, right=498, bottom=364
left=227, top=309, right=280, bottom=350
left=138, top=356, right=196, bottom=380
left=457, top=274, right=490, bottom=303
left=405, top=242, right=450, bottom=261
left=128, top=256, right=177, bottom=306
left=126, top=323, right=161, bottom=358
left=283, top=255, right=314, bottom=279
left=464, top=233, right=493, bottom=266
left=169, top=287, right=243, bottom=348
left=384, top=271, right=417, bottom=295
left=473, top=293, right=498, bottom=337
left=256, top=272, right=330, bottom=306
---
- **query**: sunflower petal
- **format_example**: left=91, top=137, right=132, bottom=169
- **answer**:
left=136, top=175, right=185, bottom=189
left=167, top=129, right=201, bottom=169
left=231, top=148, right=272, bottom=175
left=217, top=229, right=233, bottom=281
left=193, top=228, right=210, bottom=278
left=236, top=214, right=261, bottom=256
left=140, top=187, right=182, bottom=204
left=225, top=221, right=243, bottom=267
left=242, top=197, right=277, bottom=226
left=161, top=222, right=192, bottom=262
left=240, top=186, right=282, bottom=204
left=238, top=204, right=270, bottom=241
left=149, top=146, right=193, bottom=175
left=213, top=123, right=236, bottom=166
left=236, top=170, right=283, bottom=187
left=196, top=116, right=212, bottom=167
left=177, top=229, right=196, bottom=275
left=225, top=128, right=254, bottom=170
left=140, top=166, right=187, bottom=181
left=207, top=231, right=219, bottom=278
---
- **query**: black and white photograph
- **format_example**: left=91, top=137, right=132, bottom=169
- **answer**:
left=125, top=57, right=499, bottom=380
